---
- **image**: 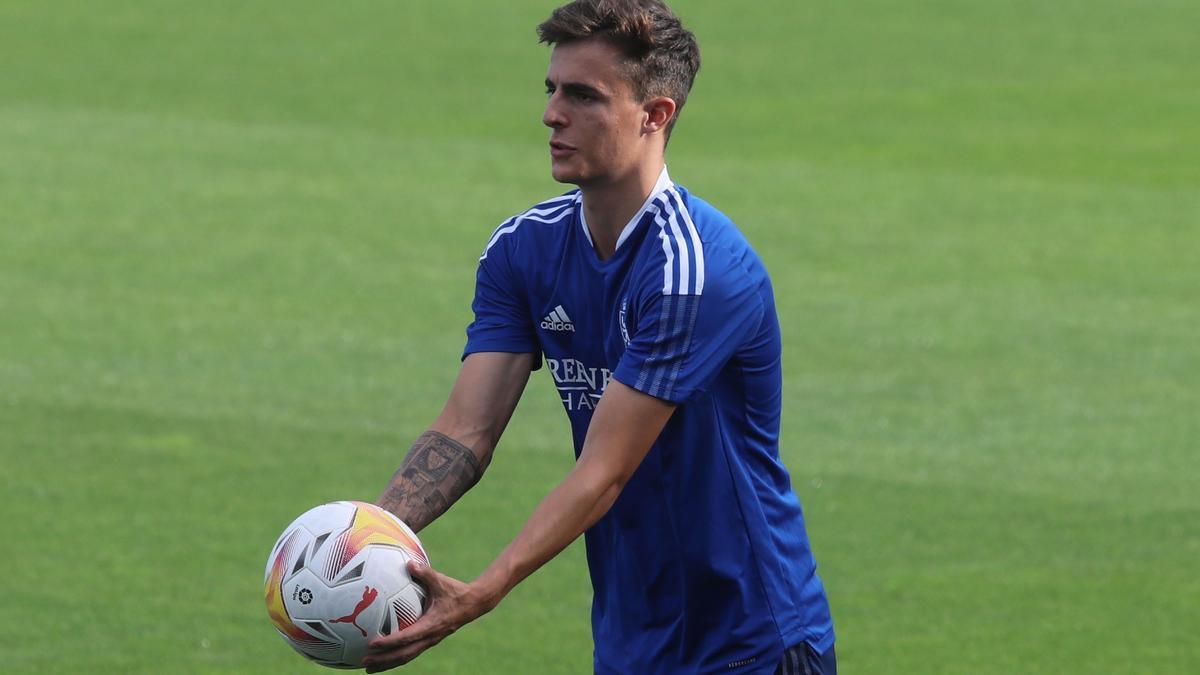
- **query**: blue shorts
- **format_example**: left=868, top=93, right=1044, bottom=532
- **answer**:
left=775, top=643, right=836, bottom=675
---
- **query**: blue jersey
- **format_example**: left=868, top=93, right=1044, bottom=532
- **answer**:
left=464, top=169, right=833, bottom=673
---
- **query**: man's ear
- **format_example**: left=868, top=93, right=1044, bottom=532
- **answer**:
left=642, top=96, right=678, bottom=135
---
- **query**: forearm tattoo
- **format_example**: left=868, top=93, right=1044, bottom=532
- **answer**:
left=378, top=431, right=483, bottom=533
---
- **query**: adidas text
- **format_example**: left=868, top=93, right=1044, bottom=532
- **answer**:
left=541, top=305, right=575, bottom=332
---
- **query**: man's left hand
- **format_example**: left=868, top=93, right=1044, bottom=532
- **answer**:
left=363, top=561, right=493, bottom=672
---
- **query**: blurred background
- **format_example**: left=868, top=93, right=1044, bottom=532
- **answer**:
left=1, top=0, right=1196, bottom=672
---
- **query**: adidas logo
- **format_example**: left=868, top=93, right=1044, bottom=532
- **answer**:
left=540, top=305, right=575, bottom=332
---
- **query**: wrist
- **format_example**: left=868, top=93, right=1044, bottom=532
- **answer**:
left=470, top=565, right=513, bottom=615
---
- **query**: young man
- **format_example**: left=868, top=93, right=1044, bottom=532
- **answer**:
left=365, top=1, right=835, bottom=672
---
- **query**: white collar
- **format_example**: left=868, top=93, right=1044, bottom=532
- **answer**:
left=579, top=166, right=674, bottom=253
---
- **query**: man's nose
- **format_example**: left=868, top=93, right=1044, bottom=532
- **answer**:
left=543, top=93, right=567, bottom=128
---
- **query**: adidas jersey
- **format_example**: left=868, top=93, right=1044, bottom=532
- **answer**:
left=464, top=168, right=834, bottom=674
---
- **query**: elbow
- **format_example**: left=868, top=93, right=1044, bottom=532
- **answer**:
left=575, top=458, right=634, bottom=518
left=596, top=480, right=625, bottom=519
left=427, top=419, right=499, bottom=470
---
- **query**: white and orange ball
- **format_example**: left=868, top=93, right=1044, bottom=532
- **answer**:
left=263, top=501, right=428, bottom=668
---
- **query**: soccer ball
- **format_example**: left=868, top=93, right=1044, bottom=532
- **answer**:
left=263, top=501, right=429, bottom=668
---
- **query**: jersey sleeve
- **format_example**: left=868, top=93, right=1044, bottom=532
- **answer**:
left=462, top=234, right=542, bottom=369
left=613, top=249, right=765, bottom=404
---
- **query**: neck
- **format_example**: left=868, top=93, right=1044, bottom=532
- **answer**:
left=580, top=160, right=665, bottom=260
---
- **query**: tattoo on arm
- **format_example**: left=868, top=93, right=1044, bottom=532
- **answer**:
left=377, top=431, right=484, bottom=533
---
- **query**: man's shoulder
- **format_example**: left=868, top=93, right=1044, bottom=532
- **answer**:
left=638, top=185, right=765, bottom=295
left=480, top=189, right=579, bottom=261
left=670, top=187, right=743, bottom=245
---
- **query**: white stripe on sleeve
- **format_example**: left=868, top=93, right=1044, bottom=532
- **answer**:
left=668, top=188, right=705, bottom=294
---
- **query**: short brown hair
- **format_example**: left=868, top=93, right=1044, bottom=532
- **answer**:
left=537, top=0, right=701, bottom=137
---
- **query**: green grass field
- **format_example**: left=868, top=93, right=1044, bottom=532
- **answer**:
left=2, top=1, right=1197, bottom=672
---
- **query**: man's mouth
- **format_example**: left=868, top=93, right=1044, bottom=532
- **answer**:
left=550, top=141, right=575, bottom=158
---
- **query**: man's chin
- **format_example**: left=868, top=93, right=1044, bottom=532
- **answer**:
left=550, top=165, right=583, bottom=185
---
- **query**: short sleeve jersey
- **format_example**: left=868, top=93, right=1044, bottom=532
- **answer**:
left=464, top=169, right=834, bottom=673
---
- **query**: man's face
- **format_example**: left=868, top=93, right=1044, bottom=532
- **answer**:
left=543, top=40, right=651, bottom=187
